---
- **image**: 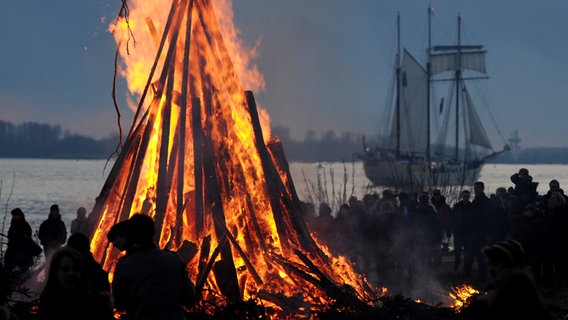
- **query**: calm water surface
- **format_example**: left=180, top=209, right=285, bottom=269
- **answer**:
left=1, top=159, right=566, bottom=231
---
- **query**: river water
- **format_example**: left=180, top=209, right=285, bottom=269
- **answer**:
left=0, top=158, right=566, bottom=232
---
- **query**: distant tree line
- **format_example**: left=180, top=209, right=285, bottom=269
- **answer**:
left=0, top=120, right=118, bottom=158
left=1, top=120, right=567, bottom=163
left=272, top=126, right=362, bottom=162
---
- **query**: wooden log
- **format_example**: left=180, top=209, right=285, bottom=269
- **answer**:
left=213, top=258, right=241, bottom=302
left=154, top=57, right=177, bottom=241
left=175, top=0, right=194, bottom=244
left=127, top=0, right=187, bottom=138
left=245, top=195, right=268, bottom=252
left=267, top=139, right=301, bottom=205
left=213, top=216, right=263, bottom=285
left=266, top=138, right=326, bottom=258
left=243, top=91, right=292, bottom=251
left=86, top=120, right=144, bottom=238
left=117, top=98, right=161, bottom=225
left=245, top=91, right=328, bottom=264
left=201, top=90, right=241, bottom=300
left=192, top=98, right=204, bottom=237
left=293, top=249, right=372, bottom=311
left=195, top=234, right=228, bottom=297
left=196, top=234, right=211, bottom=284
left=193, top=0, right=243, bottom=94
left=269, top=252, right=371, bottom=313
left=176, top=240, right=198, bottom=265
left=257, top=290, right=309, bottom=315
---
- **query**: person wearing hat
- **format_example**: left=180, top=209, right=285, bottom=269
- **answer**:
left=461, top=240, right=550, bottom=319
left=4, top=208, right=38, bottom=274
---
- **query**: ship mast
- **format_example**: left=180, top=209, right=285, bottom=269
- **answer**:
left=426, top=5, right=432, bottom=162
left=432, top=15, right=486, bottom=161
left=455, top=14, right=462, bottom=160
left=395, top=12, right=401, bottom=156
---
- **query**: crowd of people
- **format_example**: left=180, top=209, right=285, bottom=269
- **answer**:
left=0, top=205, right=196, bottom=320
left=304, top=168, right=568, bottom=291
left=0, top=167, right=563, bottom=319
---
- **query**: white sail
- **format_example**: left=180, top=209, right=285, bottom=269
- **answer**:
left=464, top=86, right=493, bottom=149
left=430, top=51, right=486, bottom=75
left=390, top=50, right=429, bottom=154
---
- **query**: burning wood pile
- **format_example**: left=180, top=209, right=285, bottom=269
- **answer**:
left=85, top=0, right=378, bottom=317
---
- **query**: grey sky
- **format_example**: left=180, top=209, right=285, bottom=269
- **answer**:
left=1, top=1, right=567, bottom=148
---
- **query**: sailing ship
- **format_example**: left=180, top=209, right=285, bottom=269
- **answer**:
left=358, top=8, right=509, bottom=189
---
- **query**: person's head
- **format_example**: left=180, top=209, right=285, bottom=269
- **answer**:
left=518, top=168, right=529, bottom=176
left=474, top=181, right=485, bottom=195
left=338, top=203, right=350, bottom=217
left=66, top=232, right=91, bottom=255
left=49, top=204, right=61, bottom=219
left=549, top=179, right=560, bottom=191
left=76, top=207, right=87, bottom=219
left=126, top=214, right=155, bottom=246
left=461, top=190, right=471, bottom=202
left=383, top=189, right=395, bottom=199
left=419, top=191, right=430, bottom=204
left=46, top=248, right=88, bottom=292
left=432, top=189, right=441, bottom=199
left=107, top=221, right=131, bottom=252
left=318, top=202, right=332, bottom=217
left=548, top=192, right=566, bottom=209
left=483, top=240, right=525, bottom=279
left=10, top=208, right=25, bottom=221
left=496, top=187, right=507, bottom=198
left=348, top=196, right=359, bottom=209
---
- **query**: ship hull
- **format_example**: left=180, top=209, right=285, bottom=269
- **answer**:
left=361, top=157, right=483, bottom=189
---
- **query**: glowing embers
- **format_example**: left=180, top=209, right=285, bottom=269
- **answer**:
left=449, top=284, right=480, bottom=312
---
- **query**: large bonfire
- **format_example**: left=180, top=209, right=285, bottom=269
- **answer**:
left=86, top=0, right=379, bottom=317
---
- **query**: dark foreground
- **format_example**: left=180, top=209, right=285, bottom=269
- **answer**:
left=4, top=251, right=568, bottom=320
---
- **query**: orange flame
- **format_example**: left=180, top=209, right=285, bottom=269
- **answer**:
left=89, top=0, right=379, bottom=317
left=449, top=284, right=479, bottom=312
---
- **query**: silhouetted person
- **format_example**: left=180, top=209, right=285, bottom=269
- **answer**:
left=450, top=190, right=471, bottom=272
left=463, top=182, right=490, bottom=282
left=38, top=248, right=114, bottom=320
left=112, top=214, right=196, bottom=320
left=487, top=187, right=510, bottom=244
left=510, top=168, right=533, bottom=196
left=462, top=240, right=550, bottom=319
left=66, top=232, right=110, bottom=295
left=70, top=207, right=89, bottom=234
left=509, top=187, right=546, bottom=281
left=4, top=208, right=39, bottom=274
left=38, top=204, right=67, bottom=260
left=541, top=192, right=568, bottom=284
left=314, top=202, right=334, bottom=247
left=542, top=179, right=568, bottom=207
left=408, top=192, right=440, bottom=273
left=431, top=189, right=451, bottom=252
left=107, top=220, right=132, bottom=253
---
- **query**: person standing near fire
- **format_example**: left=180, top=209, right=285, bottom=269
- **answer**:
left=38, top=204, right=67, bottom=260
left=112, top=214, right=196, bottom=320
left=70, top=207, right=89, bottom=234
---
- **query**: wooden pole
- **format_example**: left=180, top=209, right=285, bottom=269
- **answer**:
left=244, top=91, right=293, bottom=250
left=154, top=59, right=176, bottom=242
left=175, top=0, right=195, bottom=245
left=127, top=0, right=187, bottom=138
left=192, top=98, right=204, bottom=237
